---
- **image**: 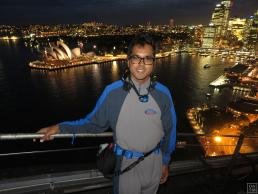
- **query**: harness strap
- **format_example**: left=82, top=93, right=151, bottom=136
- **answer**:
left=114, top=144, right=160, bottom=159
left=113, top=143, right=160, bottom=177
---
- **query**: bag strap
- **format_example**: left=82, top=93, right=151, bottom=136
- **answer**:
left=113, top=143, right=160, bottom=177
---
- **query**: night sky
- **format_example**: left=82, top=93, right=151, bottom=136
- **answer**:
left=0, top=0, right=257, bottom=25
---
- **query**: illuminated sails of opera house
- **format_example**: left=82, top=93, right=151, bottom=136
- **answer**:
left=43, top=41, right=84, bottom=61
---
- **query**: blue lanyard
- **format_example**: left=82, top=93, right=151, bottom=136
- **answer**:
left=129, top=78, right=151, bottom=103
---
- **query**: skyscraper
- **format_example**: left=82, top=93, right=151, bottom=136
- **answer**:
left=210, top=0, right=232, bottom=38
left=228, top=17, right=247, bottom=41
left=202, top=24, right=216, bottom=48
left=246, top=10, right=258, bottom=51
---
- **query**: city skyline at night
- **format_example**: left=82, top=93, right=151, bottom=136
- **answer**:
left=0, top=1, right=258, bottom=193
left=0, top=0, right=257, bottom=25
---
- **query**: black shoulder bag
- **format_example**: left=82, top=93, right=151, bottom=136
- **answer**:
left=96, top=143, right=159, bottom=178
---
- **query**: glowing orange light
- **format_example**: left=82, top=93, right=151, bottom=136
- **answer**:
left=214, top=136, right=222, bottom=143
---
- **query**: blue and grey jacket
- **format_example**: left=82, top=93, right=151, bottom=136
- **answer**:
left=59, top=80, right=177, bottom=165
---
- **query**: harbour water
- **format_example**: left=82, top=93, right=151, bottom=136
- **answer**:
left=0, top=37, right=238, bottom=177
left=0, top=38, right=236, bottom=132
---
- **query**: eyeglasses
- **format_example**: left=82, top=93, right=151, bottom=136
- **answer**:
left=129, top=55, right=155, bottom=65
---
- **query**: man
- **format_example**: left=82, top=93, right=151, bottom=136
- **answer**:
left=38, top=33, right=177, bottom=194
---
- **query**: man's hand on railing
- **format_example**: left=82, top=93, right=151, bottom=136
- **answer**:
left=36, top=124, right=60, bottom=142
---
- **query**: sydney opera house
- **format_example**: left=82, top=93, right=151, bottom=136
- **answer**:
left=28, top=40, right=126, bottom=70
left=28, top=40, right=98, bottom=70
left=43, top=41, right=83, bottom=61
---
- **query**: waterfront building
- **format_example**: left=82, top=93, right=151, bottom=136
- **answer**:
left=193, top=25, right=203, bottom=47
left=228, top=96, right=258, bottom=123
left=245, top=10, right=258, bottom=51
left=228, top=18, right=247, bottom=41
left=210, top=0, right=232, bottom=38
left=44, top=40, right=82, bottom=61
left=202, top=25, right=216, bottom=48
left=239, top=66, right=258, bottom=92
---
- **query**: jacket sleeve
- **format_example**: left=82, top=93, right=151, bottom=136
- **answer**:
left=58, top=86, right=110, bottom=134
left=161, top=90, right=177, bottom=165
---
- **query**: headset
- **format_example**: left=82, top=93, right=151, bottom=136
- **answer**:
left=121, top=67, right=157, bottom=103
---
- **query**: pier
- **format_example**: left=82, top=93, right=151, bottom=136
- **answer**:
left=209, top=75, right=229, bottom=87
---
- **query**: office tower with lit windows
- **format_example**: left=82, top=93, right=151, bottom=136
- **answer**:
left=210, top=0, right=232, bottom=38
left=245, top=10, right=258, bottom=51
left=228, top=18, right=247, bottom=41
left=202, top=25, right=216, bottom=48
left=193, top=25, right=204, bottom=47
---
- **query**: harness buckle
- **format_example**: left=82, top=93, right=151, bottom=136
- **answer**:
left=114, top=144, right=159, bottom=159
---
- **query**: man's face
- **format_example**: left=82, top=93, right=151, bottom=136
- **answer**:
left=128, top=44, right=154, bottom=84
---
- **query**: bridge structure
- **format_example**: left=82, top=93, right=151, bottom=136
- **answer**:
left=0, top=132, right=258, bottom=194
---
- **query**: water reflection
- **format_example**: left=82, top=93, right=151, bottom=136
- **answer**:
left=111, top=61, right=120, bottom=81
left=91, top=64, right=102, bottom=91
left=0, top=38, right=237, bottom=132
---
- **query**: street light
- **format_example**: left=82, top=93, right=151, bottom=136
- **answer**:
left=214, top=136, right=222, bottom=143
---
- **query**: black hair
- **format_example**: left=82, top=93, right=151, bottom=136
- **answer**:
left=122, top=33, right=157, bottom=92
left=127, top=33, right=156, bottom=58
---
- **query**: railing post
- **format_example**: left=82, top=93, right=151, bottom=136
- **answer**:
left=232, top=133, right=245, bottom=156
left=223, top=133, right=245, bottom=192
left=225, top=133, right=245, bottom=175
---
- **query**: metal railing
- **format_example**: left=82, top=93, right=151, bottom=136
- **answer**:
left=1, top=132, right=258, bottom=193
left=0, top=132, right=113, bottom=140
left=1, top=132, right=258, bottom=156
left=2, top=132, right=258, bottom=140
